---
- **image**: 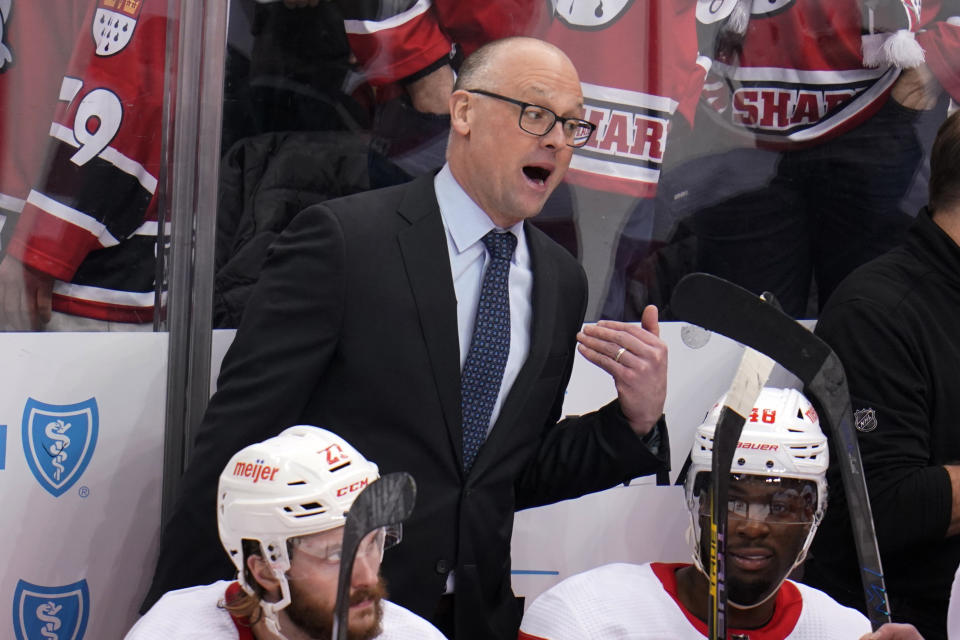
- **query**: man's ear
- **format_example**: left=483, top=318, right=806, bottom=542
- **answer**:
left=247, top=554, right=281, bottom=596
left=449, top=90, right=472, bottom=136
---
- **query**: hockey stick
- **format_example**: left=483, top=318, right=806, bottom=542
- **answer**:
left=670, top=272, right=891, bottom=629
left=332, top=472, right=417, bottom=640
left=706, top=343, right=775, bottom=639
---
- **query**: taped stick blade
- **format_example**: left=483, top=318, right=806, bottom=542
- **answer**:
left=725, top=348, right=777, bottom=419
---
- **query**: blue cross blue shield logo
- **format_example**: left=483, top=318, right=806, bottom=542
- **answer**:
left=21, top=398, right=99, bottom=498
left=12, top=579, right=90, bottom=640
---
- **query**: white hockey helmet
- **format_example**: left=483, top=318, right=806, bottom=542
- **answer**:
left=217, top=425, right=380, bottom=621
left=684, top=387, right=829, bottom=606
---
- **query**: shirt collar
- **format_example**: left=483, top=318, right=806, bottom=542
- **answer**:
left=435, top=164, right=525, bottom=261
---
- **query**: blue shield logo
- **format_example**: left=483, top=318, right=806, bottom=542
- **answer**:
left=12, top=579, right=90, bottom=640
left=21, top=398, right=99, bottom=498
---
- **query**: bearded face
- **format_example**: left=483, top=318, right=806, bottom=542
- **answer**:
left=286, top=575, right=388, bottom=640
left=281, top=526, right=391, bottom=640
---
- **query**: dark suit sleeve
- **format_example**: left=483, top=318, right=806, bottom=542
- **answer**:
left=142, top=205, right=348, bottom=607
left=514, top=405, right=669, bottom=510
left=513, top=261, right=670, bottom=511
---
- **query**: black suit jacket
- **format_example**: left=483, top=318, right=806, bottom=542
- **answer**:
left=144, top=174, right=669, bottom=639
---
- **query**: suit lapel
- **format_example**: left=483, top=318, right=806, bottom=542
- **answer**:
left=396, top=175, right=464, bottom=467
left=471, top=224, right=560, bottom=476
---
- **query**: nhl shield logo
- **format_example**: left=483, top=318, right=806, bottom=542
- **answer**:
left=855, top=407, right=878, bottom=433
left=13, top=579, right=90, bottom=640
left=93, top=0, right=142, bottom=57
left=22, top=398, right=99, bottom=498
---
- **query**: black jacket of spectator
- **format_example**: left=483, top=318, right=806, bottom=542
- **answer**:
left=806, top=207, right=960, bottom=640
left=214, top=130, right=370, bottom=327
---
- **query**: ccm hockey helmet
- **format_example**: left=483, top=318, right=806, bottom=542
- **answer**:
left=217, top=425, right=380, bottom=624
left=684, top=387, right=829, bottom=606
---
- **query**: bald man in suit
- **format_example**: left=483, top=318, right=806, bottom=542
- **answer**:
left=145, top=37, right=670, bottom=640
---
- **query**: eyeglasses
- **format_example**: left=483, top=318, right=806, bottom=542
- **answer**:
left=725, top=490, right=815, bottom=524
left=465, top=89, right=597, bottom=148
left=695, top=475, right=818, bottom=525
left=290, top=525, right=402, bottom=568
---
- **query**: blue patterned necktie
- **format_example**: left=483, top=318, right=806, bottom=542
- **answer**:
left=461, top=230, right=517, bottom=473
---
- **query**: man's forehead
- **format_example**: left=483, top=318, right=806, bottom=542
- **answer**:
left=509, top=79, right=585, bottom=114
left=490, top=45, right=581, bottom=94
left=525, top=82, right=583, bottom=102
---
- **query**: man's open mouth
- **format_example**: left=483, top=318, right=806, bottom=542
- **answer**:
left=523, top=165, right=552, bottom=185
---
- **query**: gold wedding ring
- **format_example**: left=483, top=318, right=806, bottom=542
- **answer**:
left=614, top=347, right=627, bottom=363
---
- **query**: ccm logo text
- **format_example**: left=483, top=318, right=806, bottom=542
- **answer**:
left=336, top=478, right=369, bottom=497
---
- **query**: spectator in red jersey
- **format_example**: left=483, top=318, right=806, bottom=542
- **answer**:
left=622, top=0, right=960, bottom=319
left=0, top=0, right=173, bottom=331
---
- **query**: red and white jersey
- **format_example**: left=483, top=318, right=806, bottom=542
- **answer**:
left=125, top=580, right=448, bottom=640
left=541, top=0, right=709, bottom=198
left=0, top=0, right=88, bottom=243
left=7, top=0, right=173, bottom=323
left=518, top=562, right=870, bottom=640
left=698, top=0, right=960, bottom=148
left=343, top=0, right=545, bottom=85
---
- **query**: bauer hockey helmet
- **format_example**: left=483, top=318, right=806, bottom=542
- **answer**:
left=217, top=425, right=382, bottom=624
left=684, top=387, right=829, bottom=607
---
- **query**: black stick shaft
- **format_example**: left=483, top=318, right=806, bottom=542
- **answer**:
left=332, top=472, right=417, bottom=640
left=708, top=347, right=775, bottom=639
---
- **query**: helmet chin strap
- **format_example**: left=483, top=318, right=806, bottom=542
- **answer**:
left=244, top=545, right=294, bottom=640
left=260, top=603, right=291, bottom=640
left=259, top=571, right=294, bottom=640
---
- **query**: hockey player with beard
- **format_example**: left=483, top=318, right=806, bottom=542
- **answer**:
left=126, top=426, right=445, bottom=640
left=518, top=387, right=923, bottom=640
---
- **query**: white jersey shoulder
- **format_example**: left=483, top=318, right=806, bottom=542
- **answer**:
left=519, top=562, right=869, bottom=640
left=520, top=563, right=698, bottom=639
left=124, top=581, right=239, bottom=640
left=379, top=599, right=448, bottom=639
left=124, top=580, right=446, bottom=640
left=791, top=580, right=872, bottom=638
